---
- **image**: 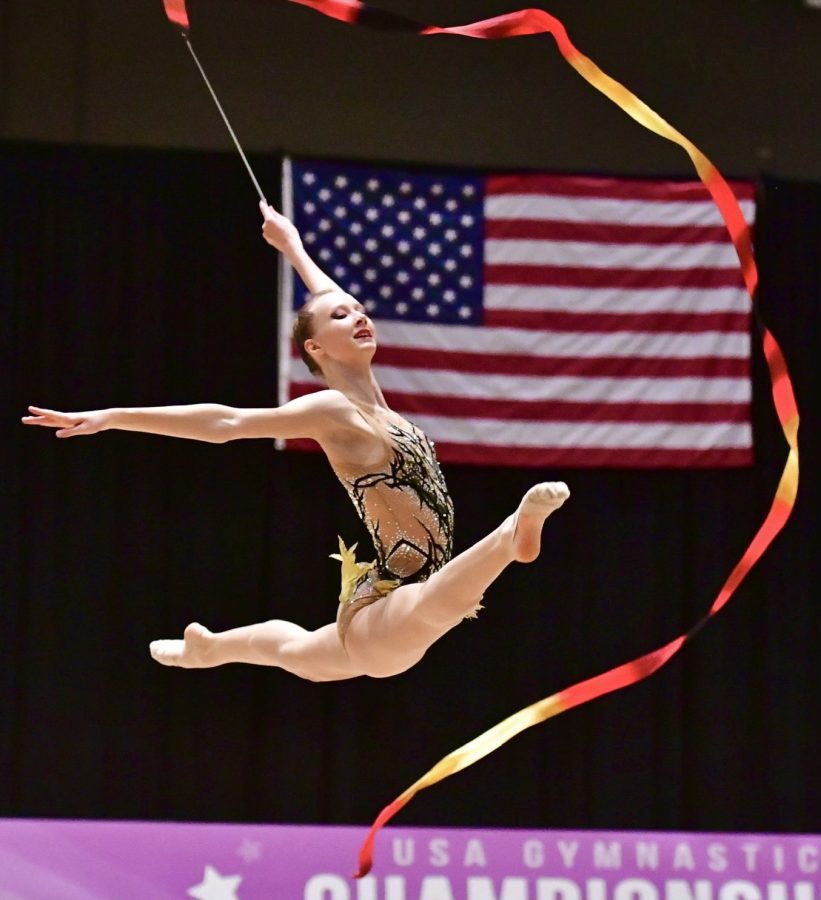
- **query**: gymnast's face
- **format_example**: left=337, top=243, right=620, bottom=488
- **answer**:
left=304, top=291, right=377, bottom=371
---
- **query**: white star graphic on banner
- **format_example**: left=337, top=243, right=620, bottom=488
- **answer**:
left=187, top=865, right=242, bottom=900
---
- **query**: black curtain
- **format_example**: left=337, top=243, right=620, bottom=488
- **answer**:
left=2, top=143, right=819, bottom=833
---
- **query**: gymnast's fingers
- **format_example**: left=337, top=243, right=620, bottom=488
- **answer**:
left=56, top=424, right=86, bottom=438
left=23, top=408, right=75, bottom=428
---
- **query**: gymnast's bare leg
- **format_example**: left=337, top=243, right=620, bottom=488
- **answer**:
left=149, top=481, right=568, bottom=681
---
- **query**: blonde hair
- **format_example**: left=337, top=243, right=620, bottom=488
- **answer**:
left=291, top=288, right=337, bottom=376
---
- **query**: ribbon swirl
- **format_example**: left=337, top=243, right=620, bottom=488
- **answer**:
left=162, top=0, right=800, bottom=879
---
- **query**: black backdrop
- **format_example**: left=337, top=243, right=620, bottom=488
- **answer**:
left=2, top=143, right=819, bottom=833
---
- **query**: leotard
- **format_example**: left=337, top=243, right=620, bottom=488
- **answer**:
left=330, top=416, right=454, bottom=645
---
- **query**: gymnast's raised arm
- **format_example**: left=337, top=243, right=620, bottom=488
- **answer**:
left=259, top=200, right=339, bottom=296
left=21, top=391, right=358, bottom=444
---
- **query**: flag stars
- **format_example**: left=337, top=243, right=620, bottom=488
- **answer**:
left=399, top=182, right=412, bottom=194
left=351, top=191, right=364, bottom=205
left=396, top=271, right=410, bottom=283
left=396, top=301, right=409, bottom=314
left=445, top=199, right=459, bottom=211
left=443, top=289, right=456, bottom=303
left=334, top=206, right=347, bottom=218
left=302, top=171, right=316, bottom=185
left=412, top=287, right=425, bottom=301
left=460, top=244, right=473, bottom=257
left=365, top=238, right=378, bottom=251
left=397, top=240, right=411, bottom=254
left=319, top=248, right=332, bottom=261
left=380, top=255, right=394, bottom=267
left=413, top=227, right=427, bottom=240
left=381, top=224, right=396, bottom=238
left=365, top=269, right=378, bottom=281
left=379, top=285, right=393, bottom=298
left=367, top=178, right=381, bottom=191
left=334, top=235, right=347, bottom=248
left=429, top=212, right=443, bottom=226
left=303, top=201, right=316, bottom=214
left=398, top=210, right=412, bottom=224
left=431, top=183, right=444, bottom=195
left=445, top=229, right=458, bottom=242
left=350, top=222, right=363, bottom=235
left=318, top=188, right=332, bottom=201
left=349, top=282, right=362, bottom=294
left=365, top=208, right=379, bottom=221
left=335, top=175, right=349, bottom=188
left=413, top=197, right=427, bottom=210
left=428, top=242, right=442, bottom=256
left=459, top=275, right=474, bottom=288
left=462, top=184, right=476, bottom=197
left=382, top=195, right=396, bottom=207
left=318, top=219, right=331, bottom=231
left=458, top=305, right=472, bottom=319
left=426, top=303, right=441, bottom=317
left=334, top=265, right=347, bottom=277
left=444, top=259, right=457, bottom=271
left=304, top=232, right=316, bottom=244
left=349, top=252, right=363, bottom=264
left=428, top=273, right=441, bottom=286
left=413, top=257, right=426, bottom=270
left=461, top=214, right=475, bottom=227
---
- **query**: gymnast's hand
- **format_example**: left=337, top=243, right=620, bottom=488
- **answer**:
left=260, top=201, right=301, bottom=254
left=21, top=406, right=110, bottom=438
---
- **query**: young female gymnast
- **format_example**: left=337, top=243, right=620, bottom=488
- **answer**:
left=22, top=201, right=569, bottom=683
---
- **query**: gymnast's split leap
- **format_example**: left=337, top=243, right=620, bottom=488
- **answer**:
left=22, top=202, right=569, bottom=683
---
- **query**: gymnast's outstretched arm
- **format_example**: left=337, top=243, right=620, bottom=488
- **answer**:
left=21, top=390, right=360, bottom=444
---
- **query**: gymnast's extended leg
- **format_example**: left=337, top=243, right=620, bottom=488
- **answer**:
left=149, top=620, right=362, bottom=682
left=344, top=482, right=569, bottom=678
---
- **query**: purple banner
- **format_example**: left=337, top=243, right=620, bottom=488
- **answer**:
left=0, top=819, right=818, bottom=899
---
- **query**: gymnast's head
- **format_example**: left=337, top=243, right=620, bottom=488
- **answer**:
left=292, top=288, right=376, bottom=378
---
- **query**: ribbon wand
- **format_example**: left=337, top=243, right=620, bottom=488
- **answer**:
left=163, top=0, right=268, bottom=204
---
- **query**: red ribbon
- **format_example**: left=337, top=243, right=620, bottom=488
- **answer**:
left=162, top=0, right=800, bottom=879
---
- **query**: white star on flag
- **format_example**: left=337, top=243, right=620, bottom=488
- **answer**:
left=187, top=865, right=242, bottom=900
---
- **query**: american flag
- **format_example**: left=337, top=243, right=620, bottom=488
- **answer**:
left=278, top=158, right=755, bottom=468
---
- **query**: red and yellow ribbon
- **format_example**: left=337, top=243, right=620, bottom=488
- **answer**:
left=162, top=0, right=800, bottom=879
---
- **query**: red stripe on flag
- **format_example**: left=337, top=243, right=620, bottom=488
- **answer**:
left=483, top=309, right=749, bottom=333
left=282, top=436, right=752, bottom=468
left=430, top=442, right=754, bottom=468
left=485, top=218, right=737, bottom=245
left=486, top=174, right=756, bottom=202
left=291, top=346, right=750, bottom=378
left=484, top=264, right=745, bottom=290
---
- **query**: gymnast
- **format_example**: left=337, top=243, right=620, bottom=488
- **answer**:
left=22, top=201, right=569, bottom=683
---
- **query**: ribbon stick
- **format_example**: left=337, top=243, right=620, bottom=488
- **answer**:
left=281, top=0, right=799, bottom=878
left=162, top=0, right=268, bottom=203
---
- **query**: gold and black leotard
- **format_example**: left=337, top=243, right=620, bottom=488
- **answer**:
left=330, top=417, right=454, bottom=645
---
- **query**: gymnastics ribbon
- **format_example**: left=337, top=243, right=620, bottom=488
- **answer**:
left=162, top=0, right=800, bottom=878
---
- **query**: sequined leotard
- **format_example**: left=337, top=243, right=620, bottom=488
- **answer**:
left=330, top=416, right=454, bottom=645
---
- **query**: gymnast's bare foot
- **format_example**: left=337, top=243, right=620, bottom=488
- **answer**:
left=149, top=622, right=218, bottom=669
left=510, top=482, right=570, bottom=563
